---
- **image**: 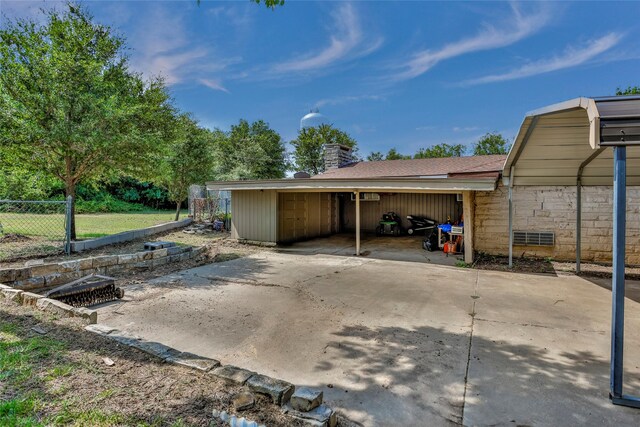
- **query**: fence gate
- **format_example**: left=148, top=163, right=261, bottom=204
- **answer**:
left=0, top=196, right=72, bottom=262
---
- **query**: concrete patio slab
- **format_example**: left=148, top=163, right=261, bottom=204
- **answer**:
left=97, top=251, right=640, bottom=426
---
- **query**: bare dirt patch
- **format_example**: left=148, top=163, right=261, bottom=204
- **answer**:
left=0, top=300, right=302, bottom=426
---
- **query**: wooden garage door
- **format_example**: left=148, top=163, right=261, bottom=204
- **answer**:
left=278, top=193, right=308, bottom=243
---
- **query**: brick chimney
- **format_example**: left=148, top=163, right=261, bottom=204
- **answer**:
left=324, top=144, right=353, bottom=170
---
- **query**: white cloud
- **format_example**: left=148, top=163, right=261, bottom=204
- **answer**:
left=128, top=7, right=237, bottom=90
left=453, top=126, right=480, bottom=132
left=394, top=2, right=551, bottom=80
left=462, top=33, right=622, bottom=86
left=198, top=78, right=230, bottom=94
left=272, top=3, right=382, bottom=74
left=314, top=94, right=383, bottom=108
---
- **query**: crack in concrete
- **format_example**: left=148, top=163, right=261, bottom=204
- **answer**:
left=461, top=270, right=479, bottom=425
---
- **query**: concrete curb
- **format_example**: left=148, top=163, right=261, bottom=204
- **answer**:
left=84, top=323, right=338, bottom=426
left=70, top=219, right=193, bottom=252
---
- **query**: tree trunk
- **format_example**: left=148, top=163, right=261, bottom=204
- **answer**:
left=65, top=182, right=77, bottom=240
left=175, top=201, right=181, bottom=221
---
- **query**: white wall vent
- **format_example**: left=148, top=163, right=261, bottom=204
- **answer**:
left=456, top=193, right=463, bottom=202
left=513, top=231, right=555, bottom=246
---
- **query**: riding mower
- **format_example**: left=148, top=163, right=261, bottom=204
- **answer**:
left=376, top=212, right=403, bottom=236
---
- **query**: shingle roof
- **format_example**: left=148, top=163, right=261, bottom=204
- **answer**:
left=312, top=155, right=507, bottom=180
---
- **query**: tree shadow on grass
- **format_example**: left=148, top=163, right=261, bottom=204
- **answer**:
left=313, top=323, right=640, bottom=426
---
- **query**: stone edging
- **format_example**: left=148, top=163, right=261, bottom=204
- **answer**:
left=85, top=323, right=339, bottom=427
left=0, top=284, right=97, bottom=324
left=70, top=218, right=193, bottom=252
left=0, top=245, right=208, bottom=293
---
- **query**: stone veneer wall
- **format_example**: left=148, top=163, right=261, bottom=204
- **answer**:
left=474, top=184, right=640, bottom=264
left=0, top=245, right=207, bottom=293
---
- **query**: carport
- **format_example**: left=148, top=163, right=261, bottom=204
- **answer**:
left=502, top=95, right=640, bottom=408
left=207, top=176, right=498, bottom=264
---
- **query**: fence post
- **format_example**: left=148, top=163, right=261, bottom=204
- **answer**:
left=225, top=198, right=229, bottom=231
left=65, top=195, right=73, bottom=255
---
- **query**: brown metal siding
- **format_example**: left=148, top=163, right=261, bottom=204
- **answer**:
left=231, top=190, right=277, bottom=243
left=343, top=193, right=461, bottom=232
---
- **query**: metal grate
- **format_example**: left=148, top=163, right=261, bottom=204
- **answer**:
left=513, top=231, right=555, bottom=246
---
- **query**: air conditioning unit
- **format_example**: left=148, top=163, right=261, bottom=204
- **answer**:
left=351, top=192, right=380, bottom=202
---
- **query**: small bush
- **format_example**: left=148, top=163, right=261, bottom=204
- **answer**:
left=74, top=194, right=145, bottom=214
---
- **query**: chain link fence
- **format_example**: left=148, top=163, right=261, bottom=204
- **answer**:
left=0, top=197, right=71, bottom=262
left=188, top=185, right=231, bottom=230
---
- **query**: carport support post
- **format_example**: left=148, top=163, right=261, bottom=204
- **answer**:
left=355, top=190, right=361, bottom=256
left=610, top=145, right=626, bottom=400
left=462, top=191, right=474, bottom=264
left=576, top=181, right=581, bottom=274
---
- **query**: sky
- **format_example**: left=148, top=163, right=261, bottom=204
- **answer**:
left=2, top=0, right=640, bottom=158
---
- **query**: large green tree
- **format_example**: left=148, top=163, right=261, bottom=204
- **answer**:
left=0, top=4, right=173, bottom=238
left=158, top=115, right=215, bottom=221
left=414, top=143, right=466, bottom=159
left=290, top=124, right=357, bottom=175
left=473, top=132, right=510, bottom=155
left=213, top=119, right=287, bottom=180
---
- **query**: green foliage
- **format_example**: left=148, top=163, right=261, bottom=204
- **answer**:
left=0, top=4, right=174, bottom=237
left=366, top=151, right=384, bottom=161
left=157, top=114, right=215, bottom=219
left=414, top=143, right=466, bottom=159
left=213, top=119, right=288, bottom=180
left=473, top=132, right=510, bottom=155
left=290, top=124, right=357, bottom=175
left=616, top=86, right=640, bottom=95
left=385, top=148, right=412, bottom=160
left=74, top=194, right=146, bottom=214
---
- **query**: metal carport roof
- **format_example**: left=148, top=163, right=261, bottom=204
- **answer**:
left=503, top=95, right=640, bottom=410
left=503, top=95, right=640, bottom=186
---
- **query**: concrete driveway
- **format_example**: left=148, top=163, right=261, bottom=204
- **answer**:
left=98, top=252, right=640, bottom=426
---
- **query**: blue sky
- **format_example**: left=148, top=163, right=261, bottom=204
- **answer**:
left=2, top=1, right=640, bottom=157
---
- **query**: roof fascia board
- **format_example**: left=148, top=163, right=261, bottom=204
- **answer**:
left=206, top=178, right=498, bottom=192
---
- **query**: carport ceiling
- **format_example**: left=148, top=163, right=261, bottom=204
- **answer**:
left=503, top=96, right=640, bottom=186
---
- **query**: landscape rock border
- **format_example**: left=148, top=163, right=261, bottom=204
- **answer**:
left=0, top=245, right=208, bottom=293
left=85, top=323, right=339, bottom=427
left=0, top=283, right=97, bottom=324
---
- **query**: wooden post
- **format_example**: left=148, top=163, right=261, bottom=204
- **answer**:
left=462, top=191, right=474, bottom=264
left=355, top=190, right=360, bottom=256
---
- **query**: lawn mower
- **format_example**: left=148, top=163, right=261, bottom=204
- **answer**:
left=376, top=211, right=403, bottom=236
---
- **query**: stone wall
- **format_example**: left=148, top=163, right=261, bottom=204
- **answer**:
left=0, top=245, right=207, bottom=293
left=323, top=144, right=353, bottom=170
left=474, top=184, right=640, bottom=264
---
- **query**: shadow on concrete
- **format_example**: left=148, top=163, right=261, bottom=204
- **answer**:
left=314, top=323, right=640, bottom=426
left=136, top=256, right=274, bottom=291
left=277, top=233, right=460, bottom=267
left=581, top=275, right=640, bottom=305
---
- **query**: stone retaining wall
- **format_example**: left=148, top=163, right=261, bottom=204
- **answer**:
left=70, top=218, right=193, bottom=252
left=0, top=245, right=207, bottom=293
left=474, top=184, right=640, bottom=264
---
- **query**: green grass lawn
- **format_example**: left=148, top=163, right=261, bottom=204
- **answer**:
left=0, top=211, right=186, bottom=239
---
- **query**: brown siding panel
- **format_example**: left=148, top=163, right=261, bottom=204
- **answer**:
left=343, top=193, right=461, bottom=232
